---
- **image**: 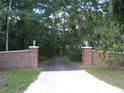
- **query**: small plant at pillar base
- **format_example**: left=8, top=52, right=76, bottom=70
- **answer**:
left=106, top=53, right=116, bottom=67
left=99, top=51, right=106, bottom=62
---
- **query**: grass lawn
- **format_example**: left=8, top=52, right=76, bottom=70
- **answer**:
left=71, top=62, right=124, bottom=90
left=0, top=60, right=49, bottom=93
left=0, top=69, right=41, bottom=93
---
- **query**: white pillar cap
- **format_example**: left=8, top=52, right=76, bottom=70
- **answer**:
left=81, top=47, right=92, bottom=48
left=29, top=46, right=39, bottom=48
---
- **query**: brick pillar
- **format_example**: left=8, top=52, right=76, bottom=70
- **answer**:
left=92, top=50, right=101, bottom=65
left=29, top=46, right=39, bottom=68
left=81, top=47, right=92, bottom=66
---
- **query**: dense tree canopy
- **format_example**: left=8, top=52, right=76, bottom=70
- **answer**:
left=0, top=0, right=123, bottom=60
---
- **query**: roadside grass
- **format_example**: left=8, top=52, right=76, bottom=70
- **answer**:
left=0, top=60, right=49, bottom=93
left=71, top=62, right=124, bottom=90
left=0, top=69, right=41, bottom=93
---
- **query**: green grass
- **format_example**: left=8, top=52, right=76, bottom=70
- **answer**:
left=71, top=62, right=124, bottom=90
left=0, top=60, right=49, bottom=93
left=84, top=67, right=124, bottom=90
left=0, top=69, right=41, bottom=93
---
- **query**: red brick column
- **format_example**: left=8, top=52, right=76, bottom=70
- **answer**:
left=29, top=46, right=39, bottom=68
left=92, top=50, right=101, bottom=65
left=81, top=47, right=92, bottom=66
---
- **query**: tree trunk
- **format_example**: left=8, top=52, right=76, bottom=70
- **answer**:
left=6, top=0, right=12, bottom=51
left=109, top=0, right=113, bottom=17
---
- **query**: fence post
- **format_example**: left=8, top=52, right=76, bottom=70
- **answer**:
left=29, top=46, right=39, bottom=68
left=81, top=47, right=92, bottom=66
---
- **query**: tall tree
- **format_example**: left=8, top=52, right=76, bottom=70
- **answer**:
left=109, top=0, right=113, bottom=17
left=6, top=0, right=12, bottom=51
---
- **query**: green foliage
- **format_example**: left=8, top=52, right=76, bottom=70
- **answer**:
left=96, top=21, right=123, bottom=51
left=39, top=56, right=49, bottom=61
left=0, top=0, right=123, bottom=59
left=113, top=0, right=124, bottom=23
left=66, top=47, right=81, bottom=62
left=99, top=51, right=106, bottom=62
left=107, top=53, right=116, bottom=67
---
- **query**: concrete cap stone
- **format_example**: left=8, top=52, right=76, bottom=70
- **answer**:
left=29, top=46, right=39, bottom=48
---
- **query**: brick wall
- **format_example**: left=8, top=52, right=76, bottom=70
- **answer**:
left=82, top=47, right=124, bottom=66
left=0, top=46, right=39, bottom=69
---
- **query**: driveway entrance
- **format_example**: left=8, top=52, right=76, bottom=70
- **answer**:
left=24, top=57, right=124, bottom=93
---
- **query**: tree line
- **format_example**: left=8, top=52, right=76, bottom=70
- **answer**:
left=0, top=0, right=124, bottom=61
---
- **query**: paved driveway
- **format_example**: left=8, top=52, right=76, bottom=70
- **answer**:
left=43, top=57, right=80, bottom=71
left=24, top=57, right=124, bottom=93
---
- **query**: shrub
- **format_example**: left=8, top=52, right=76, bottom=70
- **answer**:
left=66, top=47, right=81, bottom=62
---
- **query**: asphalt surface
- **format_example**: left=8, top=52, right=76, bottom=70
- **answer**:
left=43, top=57, right=80, bottom=71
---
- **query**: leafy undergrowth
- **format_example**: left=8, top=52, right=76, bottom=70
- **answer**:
left=0, top=68, right=41, bottom=93
left=71, top=62, right=124, bottom=90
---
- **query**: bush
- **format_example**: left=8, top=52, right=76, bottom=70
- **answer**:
left=66, top=47, right=81, bottom=62
left=39, top=56, right=49, bottom=61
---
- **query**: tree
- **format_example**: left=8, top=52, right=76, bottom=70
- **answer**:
left=6, top=0, right=12, bottom=51
left=0, top=0, right=123, bottom=61
left=113, top=0, right=124, bottom=23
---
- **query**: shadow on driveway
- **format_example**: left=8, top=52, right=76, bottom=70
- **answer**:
left=43, top=57, right=80, bottom=71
